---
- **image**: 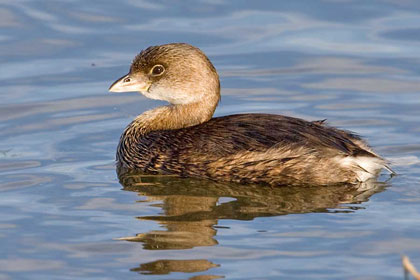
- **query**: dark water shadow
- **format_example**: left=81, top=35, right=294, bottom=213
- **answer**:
left=117, top=169, right=387, bottom=276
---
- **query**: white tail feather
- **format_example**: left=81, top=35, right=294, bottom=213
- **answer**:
left=339, top=156, right=386, bottom=182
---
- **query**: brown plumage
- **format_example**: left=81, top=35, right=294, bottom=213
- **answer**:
left=109, top=43, right=391, bottom=186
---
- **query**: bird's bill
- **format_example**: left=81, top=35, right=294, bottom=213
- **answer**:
left=108, top=73, right=151, bottom=93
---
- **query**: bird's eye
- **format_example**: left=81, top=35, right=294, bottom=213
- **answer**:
left=123, top=77, right=131, bottom=83
left=151, top=65, right=165, bottom=76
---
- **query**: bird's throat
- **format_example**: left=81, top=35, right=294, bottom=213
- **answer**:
left=127, top=99, right=218, bottom=136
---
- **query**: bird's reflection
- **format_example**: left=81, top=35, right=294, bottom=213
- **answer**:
left=130, top=259, right=219, bottom=276
left=117, top=169, right=387, bottom=275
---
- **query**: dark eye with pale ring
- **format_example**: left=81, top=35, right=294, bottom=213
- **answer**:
left=151, top=65, right=165, bottom=76
left=123, top=77, right=131, bottom=83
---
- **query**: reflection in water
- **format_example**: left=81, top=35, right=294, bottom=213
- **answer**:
left=131, top=259, right=219, bottom=275
left=118, top=169, right=386, bottom=275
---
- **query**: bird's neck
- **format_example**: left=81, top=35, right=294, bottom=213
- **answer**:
left=126, top=98, right=219, bottom=135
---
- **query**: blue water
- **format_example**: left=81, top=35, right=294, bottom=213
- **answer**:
left=1, top=1, right=420, bottom=279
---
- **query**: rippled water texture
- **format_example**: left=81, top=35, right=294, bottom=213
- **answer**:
left=1, top=1, right=420, bottom=279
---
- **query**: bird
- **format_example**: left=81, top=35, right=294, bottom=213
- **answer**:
left=109, top=43, right=392, bottom=186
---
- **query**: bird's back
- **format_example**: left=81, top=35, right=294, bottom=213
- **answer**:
left=118, top=114, right=385, bottom=186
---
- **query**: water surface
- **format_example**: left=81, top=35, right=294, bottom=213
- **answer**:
left=1, top=1, right=420, bottom=279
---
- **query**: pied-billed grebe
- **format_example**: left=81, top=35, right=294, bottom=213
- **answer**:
left=109, top=43, right=391, bottom=186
